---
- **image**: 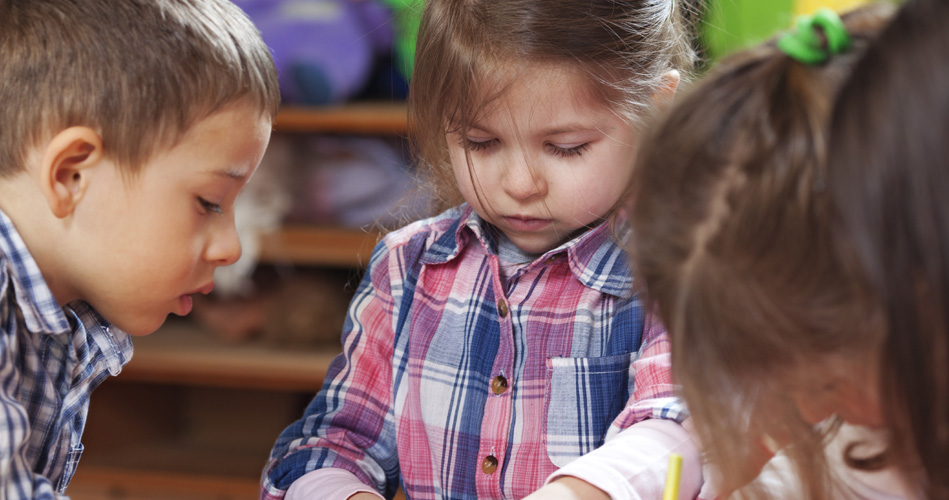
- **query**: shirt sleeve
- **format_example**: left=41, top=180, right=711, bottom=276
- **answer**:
left=285, top=469, right=385, bottom=500
left=609, top=311, right=687, bottom=432
left=261, top=239, right=401, bottom=500
left=0, top=334, right=58, bottom=499
left=546, top=419, right=702, bottom=500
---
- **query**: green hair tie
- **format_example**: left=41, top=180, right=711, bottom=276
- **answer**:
left=777, top=7, right=851, bottom=65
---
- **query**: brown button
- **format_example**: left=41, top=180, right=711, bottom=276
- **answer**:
left=490, top=375, right=508, bottom=395
left=497, top=300, right=508, bottom=318
left=481, top=455, right=498, bottom=474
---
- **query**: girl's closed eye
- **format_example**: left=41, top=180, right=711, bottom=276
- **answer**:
left=197, top=197, right=223, bottom=215
left=546, top=141, right=590, bottom=158
left=460, top=135, right=499, bottom=152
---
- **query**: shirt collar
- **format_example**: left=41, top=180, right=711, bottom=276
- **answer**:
left=66, top=300, right=134, bottom=376
left=420, top=204, right=634, bottom=298
left=0, top=208, right=71, bottom=335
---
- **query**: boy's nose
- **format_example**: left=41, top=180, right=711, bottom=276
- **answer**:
left=206, top=222, right=243, bottom=266
left=503, top=157, right=547, bottom=200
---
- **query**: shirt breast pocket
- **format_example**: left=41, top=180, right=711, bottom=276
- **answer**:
left=544, top=354, right=631, bottom=467
left=57, top=442, right=83, bottom=493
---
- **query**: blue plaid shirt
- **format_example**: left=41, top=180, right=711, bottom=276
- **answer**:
left=0, top=209, right=133, bottom=499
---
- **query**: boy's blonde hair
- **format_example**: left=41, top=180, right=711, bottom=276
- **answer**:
left=0, top=0, right=280, bottom=177
left=408, top=0, right=702, bottom=214
left=628, top=5, right=893, bottom=498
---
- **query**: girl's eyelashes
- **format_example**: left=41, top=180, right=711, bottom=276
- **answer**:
left=461, top=136, right=499, bottom=151
left=456, top=134, right=591, bottom=157
left=546, top=142, right=590, bottom=158
left=198, top=197, right=224, bottom=215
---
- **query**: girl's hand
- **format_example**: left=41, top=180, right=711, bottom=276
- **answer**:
left=522, top=477, right=610, bottom=500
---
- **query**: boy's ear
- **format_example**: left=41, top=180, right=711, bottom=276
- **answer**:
left=40, top=127, right=104, bottom=218
left=653, top=69, right=680, bottom=105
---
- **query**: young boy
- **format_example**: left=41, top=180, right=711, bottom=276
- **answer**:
left=0, top=0, right=280, bottom=497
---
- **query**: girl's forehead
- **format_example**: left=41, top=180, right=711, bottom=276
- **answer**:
left=464, top=61, right=606, bottom=119
left=478, top=59, right=594, bottom=93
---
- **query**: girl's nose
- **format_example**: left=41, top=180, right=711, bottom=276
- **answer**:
left=503, top=157, right=547, bottom=200
left=206, top=220, right=243, bottom=266
left=791, top=390, right=834, bottom=426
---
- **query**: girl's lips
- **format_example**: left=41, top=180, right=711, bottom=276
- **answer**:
left=503, top=216, right=552, bottom=232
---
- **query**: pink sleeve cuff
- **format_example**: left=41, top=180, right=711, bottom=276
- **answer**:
left=285, top=469, right=384, bottom=500
left=547, top=419, right=703, bottom=500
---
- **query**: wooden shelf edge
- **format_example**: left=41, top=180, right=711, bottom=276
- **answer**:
left=69, top=465, right=260, bottom=498
left=257, top=225, right=381, bottom=268
left=274, top=102, right=407, bottom=135
left=117, top=320, right=340, bottom=391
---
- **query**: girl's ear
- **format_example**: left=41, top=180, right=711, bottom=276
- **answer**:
left=40, top=127, right=104, bottom=218
left=653, top=69, right=680, bottom=105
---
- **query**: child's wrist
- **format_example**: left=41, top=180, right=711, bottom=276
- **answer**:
left=529, top=476, right=611, bottom=500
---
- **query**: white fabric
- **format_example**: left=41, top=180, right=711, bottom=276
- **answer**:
left=285, top=469, right=383, bottom=500
left=546, top=419, right=702, bottom=500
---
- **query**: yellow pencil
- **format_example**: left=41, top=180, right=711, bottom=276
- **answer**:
left=663, top=452, right=683, bottom=500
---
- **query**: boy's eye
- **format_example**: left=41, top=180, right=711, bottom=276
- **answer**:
left=461, top=137, right=498, bottom=152
left=198, top=197, right=223, bottom=215
left=546, top=142, right=591, bottom=158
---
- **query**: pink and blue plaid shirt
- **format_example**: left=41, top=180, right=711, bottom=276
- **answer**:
left=263, top=205, right=685, bottom=499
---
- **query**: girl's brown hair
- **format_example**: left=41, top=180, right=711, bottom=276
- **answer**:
left=830, top=0, right=949, bottom=497
left=408, top=0, right=702, bottom=214
left=628, top=5, right=893, bottom=498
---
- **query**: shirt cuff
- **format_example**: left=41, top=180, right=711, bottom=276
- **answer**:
left=546, top=419, right=702, bottom=500
left=285, top=469, right=384, bottom=500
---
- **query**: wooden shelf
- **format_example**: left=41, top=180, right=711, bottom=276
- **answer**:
left=273, top=102, right=407, bottom=135
left=71, top=464, right=406, bottom=500
left=74, top=380, right=308, bottom=500
left=116, top=319, right=340, bottom=391
left=72, top=382, right=408, bottom=500
left=257, top=225, right=381, bottom=268
left=69, top=465, right=261, bottom=500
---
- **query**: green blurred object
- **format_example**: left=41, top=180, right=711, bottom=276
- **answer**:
left=702, top=0, right=794, bottom=61
left=380, top=0, right=424, bottom=80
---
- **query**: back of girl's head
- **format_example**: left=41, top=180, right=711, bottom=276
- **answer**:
left=829, top=0, right=949, bottom=496
left=409, top=0, right=702, bottom=212
left=628, top=4, right=893, bottom=497
left=0, top=0, right=280, bottom=178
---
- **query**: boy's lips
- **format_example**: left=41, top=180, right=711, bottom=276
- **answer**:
left=178, top=295, right=194, bottom=316
left=177, top=282, right=214, bottom=316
